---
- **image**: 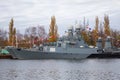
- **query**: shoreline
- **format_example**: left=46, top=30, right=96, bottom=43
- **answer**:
left=0, top=54, right=13, bottom=59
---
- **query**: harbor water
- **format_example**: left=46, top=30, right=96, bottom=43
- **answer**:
left=0, top=59, right=120, bottom=80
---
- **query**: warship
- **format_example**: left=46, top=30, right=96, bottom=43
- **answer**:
left=6, top=25, right=120, bottom=59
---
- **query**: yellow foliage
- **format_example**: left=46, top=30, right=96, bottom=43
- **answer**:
left=8, top=18, right=16, bottom=46
left=48, top=16, right=58, bottom=42
left=104, top=15, right=111, bottom=36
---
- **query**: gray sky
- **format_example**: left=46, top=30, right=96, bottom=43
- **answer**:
left=0, top=0, right=120, bottom=35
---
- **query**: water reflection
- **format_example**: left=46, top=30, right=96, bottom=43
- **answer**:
left=0, top=59, right=120, bottom=80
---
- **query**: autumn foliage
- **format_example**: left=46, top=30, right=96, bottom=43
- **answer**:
left=0, top=15, right=120, bottom=48
left=48, top=16, right=58, bottom=42
left=80, top=15, right=120, bottom=47
left=8, top=18, right=16, bottom=46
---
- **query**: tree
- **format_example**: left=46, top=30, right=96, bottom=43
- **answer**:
left=8, top=18, right=17, bottom=47
left=48, top=16, right=58, bottom=42
left=98, top=22, right=104, bottom=47
left=13, top=28, right=16, bottom=46
left=9, top=18, right=14, bottom=46
left=95, top=16, right=99, bottom=33
left=16, top=30, right=24, bottom=42
left=111, top=29, right=120, bottom=47
left=37, top=26, right=46, bottom=38
left=24, top=26, right=47, bottom=47
left=104, top=15, right=111, bottom=37
left=24, top=27, right=34, bottom=47
left=99, top=22, right=104, bottom=37
left=92, top=16, right=99, bottom=46
left=37, top=25, right=47, bottom=44
left=16, top=30, right=28, bottom=48
left=0, top=29, right=8, bottom=47
left=81, top=31, right=90, bottom=45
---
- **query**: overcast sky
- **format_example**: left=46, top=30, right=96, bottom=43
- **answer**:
left=0, top=0, right=120, bottom=35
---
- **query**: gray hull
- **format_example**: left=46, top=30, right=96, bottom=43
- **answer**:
left=6, top=24, right=100, bottom=60
left=7, top=48, right=96, bottom=59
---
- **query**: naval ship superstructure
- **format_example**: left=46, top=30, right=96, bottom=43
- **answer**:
left=6, top=24, right=120, bottom=59
left=6, top=25, right=100, bottom=59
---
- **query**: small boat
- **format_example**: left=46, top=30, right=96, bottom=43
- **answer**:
left=0, top=49, right=12, bottom=59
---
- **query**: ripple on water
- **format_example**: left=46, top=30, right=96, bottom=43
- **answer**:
left=0, top=59, right=120, bottom=80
